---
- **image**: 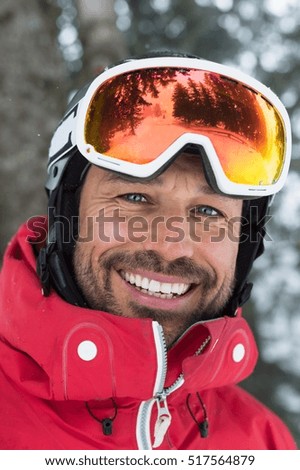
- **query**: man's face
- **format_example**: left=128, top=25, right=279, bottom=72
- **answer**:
left=74, top=153, right=242, bottom=347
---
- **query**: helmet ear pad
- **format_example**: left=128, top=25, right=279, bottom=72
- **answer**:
left=38, top=152, right=90, bottom=307
left=220, top=196, right=270, bottom=316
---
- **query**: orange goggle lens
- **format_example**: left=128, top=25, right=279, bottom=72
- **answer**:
left=84, top=67, right=286, bottom=186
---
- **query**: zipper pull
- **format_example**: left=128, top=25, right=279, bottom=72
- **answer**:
left=153, top=395, right=171, bottom=448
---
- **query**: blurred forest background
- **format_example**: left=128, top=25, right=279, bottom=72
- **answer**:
left=0, top=0, right=300, bottom=447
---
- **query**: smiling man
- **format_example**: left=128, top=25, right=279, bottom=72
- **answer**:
left=74, top=154, right=242, bottom=347
left=0, top=54, right=297, bottom=450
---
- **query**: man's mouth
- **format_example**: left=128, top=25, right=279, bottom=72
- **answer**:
left=119, top=270, right=192, bottom=299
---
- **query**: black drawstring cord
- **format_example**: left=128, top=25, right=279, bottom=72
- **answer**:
left=186, top=392, right=209, bottom=438
left=85, top=399, right=118, bottom=436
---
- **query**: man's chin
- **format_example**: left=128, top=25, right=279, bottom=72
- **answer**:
left=125, top=302, right=203, bottom=342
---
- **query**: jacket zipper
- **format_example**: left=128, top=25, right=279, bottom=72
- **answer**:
left=136, top=323, right=185, bottom=449
left=136, top=322, right=168, bottom=450
left=136, top=322, right=210, bottom=449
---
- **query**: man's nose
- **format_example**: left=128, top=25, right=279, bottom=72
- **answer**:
left=141, top=214, right=196, bottom=262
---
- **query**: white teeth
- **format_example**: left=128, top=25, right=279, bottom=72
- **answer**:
left=177, top=283, right=183, bottom=295
left=180, top=283, right=190, bottom=295
left=172, top=283, right=180, bottom=294
left=160, top=282, right=172, bottom=294
left=120, top=271, right=191, bottom=297
left=141, top=277, right=149, bottom=289
left=148, top=279, right=160, bottom=293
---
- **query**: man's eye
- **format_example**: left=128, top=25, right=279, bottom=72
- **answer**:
left=191, top=205, right=221, bottom=217
left=122, top=193, right=147, bottom=203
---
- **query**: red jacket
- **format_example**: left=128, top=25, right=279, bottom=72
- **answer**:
left=0, top=220, right=296, bottom=450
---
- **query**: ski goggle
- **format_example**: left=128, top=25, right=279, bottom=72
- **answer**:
left=48, top=57, right=291, bottom=198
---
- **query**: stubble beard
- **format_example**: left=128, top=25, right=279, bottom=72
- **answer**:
left=73, top=245, right=235, bottom=347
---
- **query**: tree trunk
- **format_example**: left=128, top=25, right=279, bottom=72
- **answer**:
left=75, top=0, right=128, bottom=86
left=0, top=0, right=69, bottom=260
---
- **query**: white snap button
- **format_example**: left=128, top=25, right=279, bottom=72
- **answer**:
left=77, top=340, right=98, bottom=361
left=232, top=343, right=245, bottom=363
